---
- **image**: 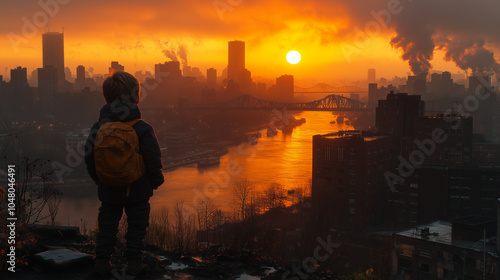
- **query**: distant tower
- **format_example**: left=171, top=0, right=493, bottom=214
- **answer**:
left=155, top=61, right=182, bottom=82
left=276, top=75, right=294, bottom=102
left=38, top=66, right=58, bottom=96
left=10, top=66, right=28, bottom=88
left=368, top=68, right=376, bottom=84
left=228, top=41, right=245, bottom=83
left=109, top=61, right=124, bottom=75
left=238, top=69, right=252, bottom=94
left=368, top=83, right=378, bottom=106
left=75, top=65, right=86, bottom=91
left=207, top=68, right=217, bottom=87
left=42, top=32, right=65, bottom=92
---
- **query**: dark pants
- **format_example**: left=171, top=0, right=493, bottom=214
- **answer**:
left=95, top=199, right=150, bottom=260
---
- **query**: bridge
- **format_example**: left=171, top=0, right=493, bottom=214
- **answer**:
left=179, top=94, right=368, bottom=111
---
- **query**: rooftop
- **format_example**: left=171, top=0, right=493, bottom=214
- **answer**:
left=396, top=220, right=498, bottom=257
left=319, top=130, right=388, bottom=142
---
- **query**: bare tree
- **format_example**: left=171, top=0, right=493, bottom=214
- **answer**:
left=261, top=183, right=287, bottom=211
left=147, top=207, right=171, bottom=250
left=232, top=179, right=254, bottom=221
left=46, top=183, right=62, bottom=225
left=173, top=200, right=196, bottom=252
left=196, top=197, right=218, bottom=231
left=16, top=158, right=60, bottom=225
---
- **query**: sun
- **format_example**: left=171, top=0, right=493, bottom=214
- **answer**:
left=286, top=50, right=301, bottom=64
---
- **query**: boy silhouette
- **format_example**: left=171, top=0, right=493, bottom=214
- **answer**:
left=85, top=71, right=164, bottom=276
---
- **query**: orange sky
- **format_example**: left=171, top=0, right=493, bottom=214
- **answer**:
left=1, top=0, right=497, bottom=85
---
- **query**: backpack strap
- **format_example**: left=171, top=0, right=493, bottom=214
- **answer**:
left=124, top=119, right=141, bottom=126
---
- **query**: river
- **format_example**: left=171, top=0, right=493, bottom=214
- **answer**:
left=52, top=111, right=353, bottom=228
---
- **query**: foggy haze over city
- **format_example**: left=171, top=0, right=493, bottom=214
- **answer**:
left=1, top=0, right=500, bottom=279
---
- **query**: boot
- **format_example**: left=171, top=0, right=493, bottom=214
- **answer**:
left=93, top=258, right=111, bottom=277
left=126, top=258, right=150, bottom=276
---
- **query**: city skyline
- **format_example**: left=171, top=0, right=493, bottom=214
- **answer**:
left=2, top=1, right=500, bottom=279
left=1, top=0, right=500, bottom=84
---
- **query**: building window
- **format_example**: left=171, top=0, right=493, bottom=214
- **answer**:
left=349, top=179, right=355, bottom=185
left=337, top=146, right=345, bottom=160
left=325, top=146, right=332, bottom=160
left=350, top=148, right=356, bottom=155
left=349, top=160, right=356, bottom=165
left=349, top=170, right=356, bottom=175
left=349, top=207, right=355, bottom=214
left=348, top=198, right=355, bottom=203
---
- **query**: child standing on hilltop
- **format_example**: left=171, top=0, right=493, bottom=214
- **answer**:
left=85, top=71, right=164, bottom=277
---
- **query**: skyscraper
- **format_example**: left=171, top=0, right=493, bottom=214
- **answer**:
left=276, top=74, right=294, bottom=102
left=155, top=61, right=182, bottom=82
left=228, top=41, right=245, bottom=83
left=38, top=66, right=58, bottom=96
left=10, top=66, right=28, bottom=88
left=75, top=65, right=86, bottom=91
left=368, top=83, right=378, bottom=106
left=42, top=32, right=65, bottom=92
left=312, top=131, right=396, bottom=228
left=109, top=61, right=124, bottom=75
left=207, top=68, right=217, bottom=87
left=238, top=69, right=252, bottom=94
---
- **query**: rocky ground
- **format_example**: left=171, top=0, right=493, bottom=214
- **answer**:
left=1, top=225, right=337, bottom=280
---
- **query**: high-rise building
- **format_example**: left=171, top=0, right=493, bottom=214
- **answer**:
left=109, top=61, right=124, bottom=75
left=376, top=92, right=425, bottom=157
left=406, top=74, right=427, bottom=96
left=238, top=69, right=252, bottom=94
left=38, top=66, right=58, bottom=96
left=228, top=41, right=245, bottom=83
left=376, top=92, right=425, bottom=138
left=42, top=32, right=65, bottom=91
left=312, top=131, right=396, bottom=228
left=368, top=83, right=378, bottom=106
left=10, top=66, right=28, bottom=88
left=468, top=75, right=492, bottom=95
left=155, top=61, right=182, bottom=82
left=183, top=65, right=192, bottom=77
left=75, top=65, right=86, bottom=91
left=207, top=68, right=217, bottom=87
left=276, top=74, right=294, bottom=102
left=368, top=68, right=376, bottom=84
left=418, top=114, right=473, bottom=166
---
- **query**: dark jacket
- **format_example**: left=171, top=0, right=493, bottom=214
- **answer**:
left=85, top=101, right=164, bottom=204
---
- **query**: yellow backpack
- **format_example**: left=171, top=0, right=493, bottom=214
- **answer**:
left=94, top=119, right=145, bottom=190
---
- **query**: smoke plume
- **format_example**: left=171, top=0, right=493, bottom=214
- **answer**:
left=388, top=0, right=500, bottom=76
left=177, top=44, right=188, bottom=67
left=437, top=38, right=500, bottom=75
left=390, top=25, right=435, bottom=75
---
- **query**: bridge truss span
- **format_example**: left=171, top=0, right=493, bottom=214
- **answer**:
left=183, top=94, right=368, bottom=111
